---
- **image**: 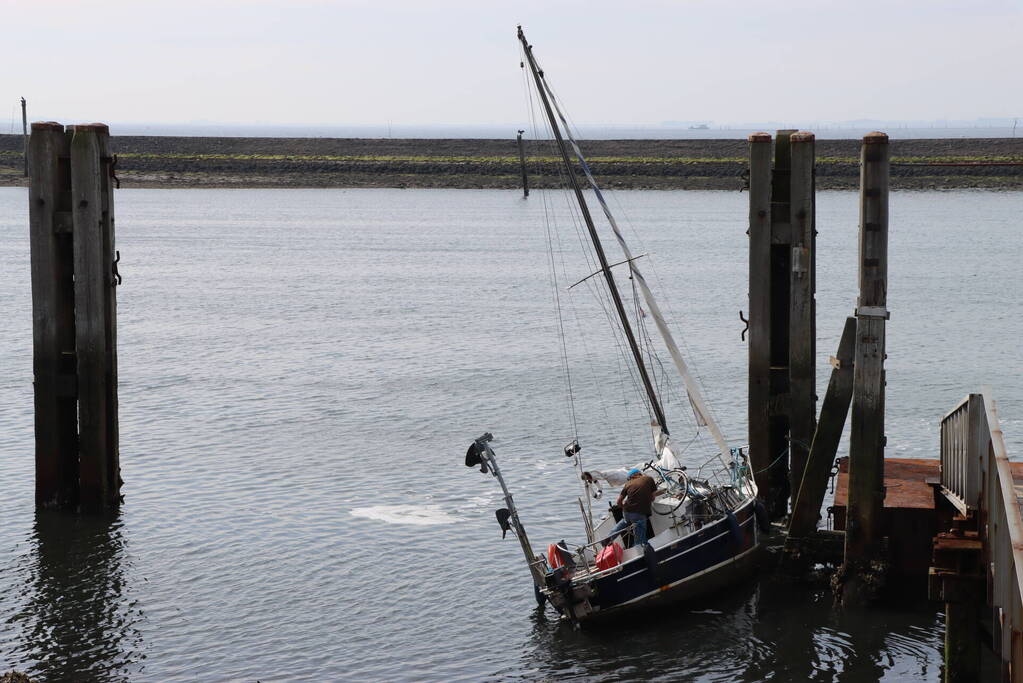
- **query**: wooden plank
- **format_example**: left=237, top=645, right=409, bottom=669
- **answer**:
left=747, top=132, right=773, bottom=504
left=842, top=133, right=890, bottom=602
left=788, top=131, right=817, bottom=496
left=787, top=316, right=855, bottom=539
left=28, top=122, right=78, bottom=508
left=70, top=123, right=117, bottom=510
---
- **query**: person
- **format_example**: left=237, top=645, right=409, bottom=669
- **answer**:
left=607, top=468, right=662, bottom=547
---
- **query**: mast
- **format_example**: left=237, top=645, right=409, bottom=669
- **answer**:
left=519, top=27, right=734, bottom=462
left=518, top=26, right=669, bottom=434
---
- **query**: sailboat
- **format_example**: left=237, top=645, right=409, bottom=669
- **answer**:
left=464, top=27, right=767, bottom=627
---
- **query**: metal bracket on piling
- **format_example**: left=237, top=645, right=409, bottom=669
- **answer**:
left=855, top=306, right=890, bottom=320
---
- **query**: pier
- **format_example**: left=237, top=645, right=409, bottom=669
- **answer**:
left=749, top=131, right=1021, bottom=680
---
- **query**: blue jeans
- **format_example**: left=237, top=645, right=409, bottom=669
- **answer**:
left=610, top=511, right=648, bottom=547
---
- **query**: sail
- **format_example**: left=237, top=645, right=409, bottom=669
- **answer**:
left=539, top=79, right=732, bottom=463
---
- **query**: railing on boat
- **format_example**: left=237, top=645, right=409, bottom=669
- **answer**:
left=938, top=390, right=1023, bottom=676
left=693, top=445, right=756, bottom=499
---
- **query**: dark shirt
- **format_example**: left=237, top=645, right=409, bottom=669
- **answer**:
left=620, top=474, right=658, bottom=515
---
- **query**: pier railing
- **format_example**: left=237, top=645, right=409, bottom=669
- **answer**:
left=939, top=390, right=1023, bottom=678
left=940, top=394, right=986, bottom=514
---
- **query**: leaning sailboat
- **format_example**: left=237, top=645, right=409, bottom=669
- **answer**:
left=464, top=27, right=766, bottom=626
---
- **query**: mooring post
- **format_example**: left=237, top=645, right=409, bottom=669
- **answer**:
left=99, top=131, right=121, bottom=502
left=516, top=130, right=529, bottom=198
left=766, top=130, right=795, bottom=518
left=841, top=132, right=890, bottom=604
left=70, top=124, right=121, bottom=510
left=787, top=316, right=856, bottom=543
left=747, top=132, right=773, bottom=505
left=788, top=132, right=817, bottom=496
left=749, top=129, right=812, bottom=519
left=28, top=122, right=79, bottom=507
left=21, top=97, right=29, bottom=177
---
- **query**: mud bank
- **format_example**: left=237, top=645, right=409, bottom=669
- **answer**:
left=1, top=135, right=1020, bottom=190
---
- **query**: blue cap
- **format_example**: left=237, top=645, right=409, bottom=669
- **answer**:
left=627, top=468, right=641, bottom=477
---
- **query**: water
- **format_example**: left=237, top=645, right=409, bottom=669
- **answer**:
left=0, top=187, right=1020, bottom=681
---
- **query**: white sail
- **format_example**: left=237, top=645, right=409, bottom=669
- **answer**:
left=540, top=79, right=732, bottom=464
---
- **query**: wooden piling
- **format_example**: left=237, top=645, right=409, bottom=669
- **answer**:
left=748, top=130, right=817, bottom=520
left=747, top=132, right=773, bottom=504
left=841, top=132, right=890, bottom=604
left=99, top=132, right=121, bottom=503
left=28, top=122, right=78, bottom=507
left=29, top=121, right=121, bottom=511
left=787, top=316, right=856, bottom=541
left=516, top=130, right=529, bottom=198
left=767, top=130, right=795, bottom=517
left=70, top=124, right=120, bottom=510
left=788, top=132, right=817, bottom=496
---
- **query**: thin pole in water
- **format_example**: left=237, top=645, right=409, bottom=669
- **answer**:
left=516, top=130, right=529, bottom=198
left=21, top=97, right=28, bottom=177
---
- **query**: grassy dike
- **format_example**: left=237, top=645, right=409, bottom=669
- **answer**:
left=1, top=135, right=1020, bottom=190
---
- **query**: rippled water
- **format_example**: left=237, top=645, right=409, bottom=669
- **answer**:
left=1, top=187, right=1020, bottom=681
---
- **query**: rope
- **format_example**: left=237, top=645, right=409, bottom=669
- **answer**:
left=754, top=449, right=790, bottom=476
left=753, top=438, right=813, bottom=476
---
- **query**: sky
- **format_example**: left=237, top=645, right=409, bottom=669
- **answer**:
left=2, top=0, right=1021, bottom=129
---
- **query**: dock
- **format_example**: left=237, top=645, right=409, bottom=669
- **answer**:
left=831, top=457, right=949, bottom=579
left=743, top=131, right=1021, bottom=681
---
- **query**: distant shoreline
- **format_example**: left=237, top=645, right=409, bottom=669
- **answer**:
left=1, top=135, right=1020, bottom=190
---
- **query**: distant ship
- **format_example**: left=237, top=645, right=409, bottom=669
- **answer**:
left=689, top=124, right=710, bottom=130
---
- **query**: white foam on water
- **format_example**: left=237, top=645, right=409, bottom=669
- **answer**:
left=350, top=504, right=460, bottom=526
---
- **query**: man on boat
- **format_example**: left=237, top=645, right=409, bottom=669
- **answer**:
left=608, top=468, right=661, bottom=547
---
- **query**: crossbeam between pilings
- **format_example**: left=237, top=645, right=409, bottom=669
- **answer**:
left=28, top=121, right=121, bottom=511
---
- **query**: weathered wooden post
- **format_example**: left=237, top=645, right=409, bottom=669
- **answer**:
left=516, top=130, right=529, bottom=198
left=747, top=132, right=774, bottom=506
left=71, top=124, right=120, bottom=510
left=788, top=132, right=817, bottom=496
left=840, top=131, right=890, bottom=604
left=29, top=122, right=78, bottom=507
left=22, top=97, right=29, bottom=177
left=747, top=130, right=817, bottom=519
left=28, top=121, right=121, bottom=511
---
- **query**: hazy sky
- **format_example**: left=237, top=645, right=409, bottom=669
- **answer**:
left=3, top=0, right=1021, bottom=127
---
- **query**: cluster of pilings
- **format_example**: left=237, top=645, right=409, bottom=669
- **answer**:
left=747, top=130, right=891, bottom=605
left=28, top=122, right=121, bottom=511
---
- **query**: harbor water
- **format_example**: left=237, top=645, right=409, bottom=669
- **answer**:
left=1, top=187, right=1020, bottom=681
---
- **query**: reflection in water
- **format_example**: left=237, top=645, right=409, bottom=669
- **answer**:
left=8, top=511, right=144, bottom=681
left=516, top=574, right=942, bottom=682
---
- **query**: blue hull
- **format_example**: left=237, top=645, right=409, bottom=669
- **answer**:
left=587, top=499, right=760, bottom=615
